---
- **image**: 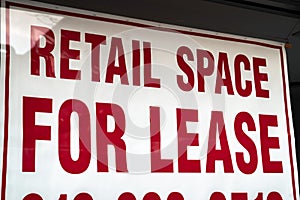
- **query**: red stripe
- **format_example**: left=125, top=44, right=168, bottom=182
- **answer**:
left=7, top=1, right=280, bottom=49
left=1, top=2, right=11, bottom=200
left=280, top=48, right=297, bottom=200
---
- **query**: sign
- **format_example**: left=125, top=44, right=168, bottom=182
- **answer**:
left=1, top=1, right=299, bottom=199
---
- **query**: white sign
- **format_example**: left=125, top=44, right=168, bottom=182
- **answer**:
left=1, top=1, right=299, bottom=199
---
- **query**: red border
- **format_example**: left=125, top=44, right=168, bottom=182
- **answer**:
left=1, top=2, right=11, bottom=200
left=2, top=1, right=297, bottom=200
left=280, top=48, right=297, bottom=200
left=5, top=1, right=280, bottom=49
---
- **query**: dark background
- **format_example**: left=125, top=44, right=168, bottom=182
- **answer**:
left=30, top=0, right=300, bottom=184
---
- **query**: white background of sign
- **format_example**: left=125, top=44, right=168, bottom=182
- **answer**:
left=0, top=0, right=299, bottom=199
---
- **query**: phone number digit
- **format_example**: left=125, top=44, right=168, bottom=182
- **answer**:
left=210, top=191, right=283, bottom=200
